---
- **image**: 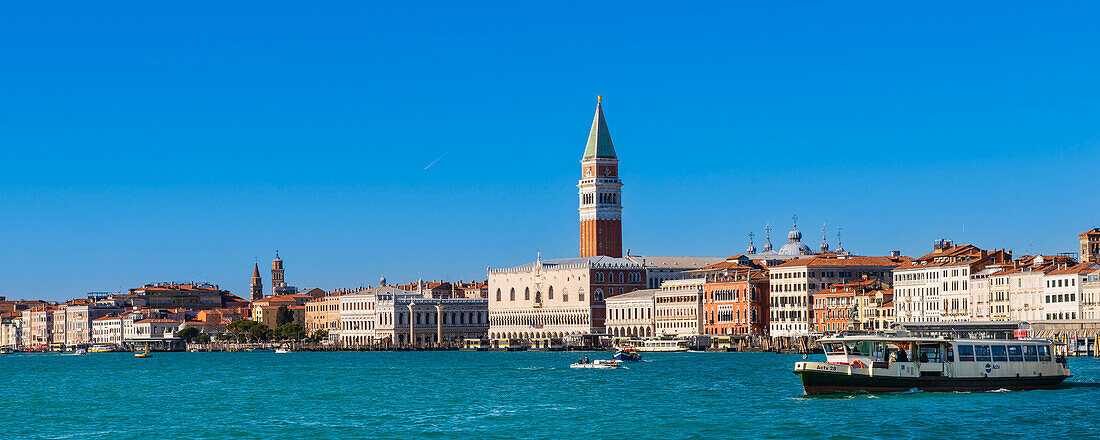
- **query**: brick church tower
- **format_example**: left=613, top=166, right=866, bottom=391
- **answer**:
left=250, top=262, right=263, bottom=301
left=578, top=96, right=622, bottom=258
left=271, top=251, right=284, bottom=288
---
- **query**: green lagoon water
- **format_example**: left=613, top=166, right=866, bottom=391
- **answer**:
left=3, top=351, right=1099, bottom=439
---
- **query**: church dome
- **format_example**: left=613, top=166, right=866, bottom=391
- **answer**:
left=788, top=227, right=802, bottom=241
left=779, top=241, right=813, bottom=256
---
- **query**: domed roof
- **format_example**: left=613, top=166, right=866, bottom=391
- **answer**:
left=779, top=241, right=813, bottom=256
left=788, top=227, right=802, bottom=241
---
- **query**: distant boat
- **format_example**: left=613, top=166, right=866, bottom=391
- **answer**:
left=570, top=359, right=622, bottom=369
left=0, top=347, right=14, bottom=355
left=613, top=349, right=642, bottom=362
left=88, top=344, right=113, bottom=353
left=613, top=337, right=689, bottom=353
left=134, top=343, right=151, bottom=359
left=72, top=349, right=87, bottom=355
left=275, top=344, right=292, bottom=354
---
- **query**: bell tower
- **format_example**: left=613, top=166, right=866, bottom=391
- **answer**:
left=578, top=96, right=623, bottom=258
left=250, top=262, right=263, bottom=301
left=271, top=251, right=284, bottom=288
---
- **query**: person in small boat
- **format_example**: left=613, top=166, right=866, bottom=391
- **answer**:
left=584, top=356, right=590, bottom=364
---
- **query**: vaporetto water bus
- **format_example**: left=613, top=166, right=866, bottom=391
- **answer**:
left=612, top=337, right=689, bottom=353
left=793, top=334, right=1071, bottom=394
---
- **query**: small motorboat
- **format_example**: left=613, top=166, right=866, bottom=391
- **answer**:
left=0, top=347, right=14, bottom=355
left=613, top=349, right=642, bottom=362
left=72, top=349, right=87, bottom=355
left=570, top=359, right=622, bottom=369
left=134, top=343, right=151, bottom=359
left=275, top=348, right=291, bottom=354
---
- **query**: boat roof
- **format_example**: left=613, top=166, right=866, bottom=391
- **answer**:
left=820, top=334, right=1052, bottom=344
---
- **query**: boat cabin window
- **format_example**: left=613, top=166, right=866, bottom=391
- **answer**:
left=844, top=341, right=871, bottom=356
left=975, top=345, right=992, bottom=362
left=1038, top=345, right=1052, bottom=361
left=958, top=345, right=975, bottom=362
left=918, top=345, right=942, bottom=363
left=823, top=342, right=845, bottom=355
left=991, top=345, right=1008, bottom=362
left=1007, top=345, right=1024, bottom=362
left=1024, top=345, right=1039, bottom=362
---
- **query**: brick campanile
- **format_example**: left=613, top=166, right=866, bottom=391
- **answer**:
left=578, top=96, right=622, bottom=258
left=271, top=251, right=284, bottom=288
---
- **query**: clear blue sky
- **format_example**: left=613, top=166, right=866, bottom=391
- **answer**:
left=2, top=2, right=1099, bottom=301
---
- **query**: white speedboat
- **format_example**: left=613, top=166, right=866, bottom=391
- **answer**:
left=570, top=359, right=622, bottom=369
left=275, top=345, right=292, bottom=354
left=794, top=334, right=1071, bottom=395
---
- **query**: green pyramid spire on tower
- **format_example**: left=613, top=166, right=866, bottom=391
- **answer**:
left=583, top=96, right=616, bottom=159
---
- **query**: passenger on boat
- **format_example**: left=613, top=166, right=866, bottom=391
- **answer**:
left=896, top=349, right=908, bottom=362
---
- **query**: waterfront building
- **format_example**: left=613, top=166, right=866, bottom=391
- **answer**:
left=989, top=269, right=1012, bottom=321
left=250, top=262, right=263, bottom=301
left=127, top=283, right=230, bottom=310
left=702, top=267, right=769, bottom=336
left=770, top=253, right=907, bottom=337
left=193, top=308, right=248, bottom=333
left=22, top=304, right=56, bottom=348
left=0, top=314, right=22, bottom=349
left=655, top=279, right=705, bottom=337
left=866, top=290, right=896, bottom=331
left=892, top=240, right=1009, bottom=324
left=1081, top=228, right=1100, bottom=263
left=250, top=294, right=312, bottom=329
left=489, top=257, right=644, bottom=339
left=337, top=287, right=398, bottom=347
left=1081, top=269, right=1100, bottom=319
left=1001, top=255, right=1073, bottom=321
left=129, top=318, right=183, bottom=348
left=604, top=289, right=657, bottom=338
left=1042, top=262, right=1099, bottom=320
left=624, top=253, right=725, bottom=289
left=488, top=256, right=645, bottom=339
left=91, top=315, right=123, bottom=345
left=373, top=294, right=489, bottom=346
left=305, top=292, right=343, bottom=336
left=811, top=278, right=889, bottom=333
left=578, top=96, right=623, bottom=259
left=968, top=267, right=1002, bottom=321
left=338, top=286, right=489, bottom=346
left=55, top=299, right=124, bottom=348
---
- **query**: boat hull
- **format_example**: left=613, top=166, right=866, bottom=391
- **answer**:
left=795, top=369, right=1070, bottom=395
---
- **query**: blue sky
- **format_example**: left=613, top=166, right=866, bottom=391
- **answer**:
left=2, top=2, right=1099, bottom=301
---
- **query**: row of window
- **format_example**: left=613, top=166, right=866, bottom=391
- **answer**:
left=593, top=271, right=642, bottom=283
left=1046, top=293, right=1076, bottom=303
left=1047, top=278, right=1077, bottom=288
left=957, top=344, right=1052, bottom=362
